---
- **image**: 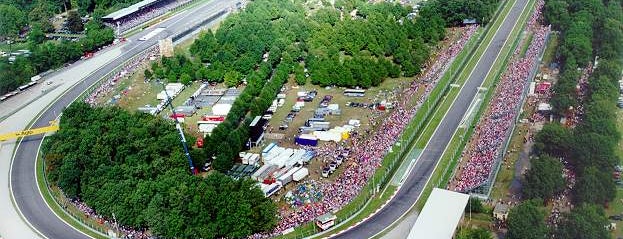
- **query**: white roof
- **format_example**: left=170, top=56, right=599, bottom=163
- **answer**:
left=407, top=188, right=469, bottom=239
left=537, top=102, right=552, bottom=111
left=102, top=0, right=159, bottom=21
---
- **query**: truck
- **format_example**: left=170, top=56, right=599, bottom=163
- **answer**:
left=260, top=182, right=283, bottom=197
left=295, top=134, right=318, bottom=146
left=310, top=121, right=330, bottom=130
left=305, top=117, right=325, bottom=126
left=278, top=166, right=303, bottom=185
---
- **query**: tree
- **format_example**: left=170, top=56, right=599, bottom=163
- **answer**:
left=143, top=69, right=152, bottom=80
left=533, top=123, right=572, bottom=157
left=224, top=70, right=242, bottom=87
left=555, top=204, right=609, bottom=239
left=570, top=132, right=617, bottom=171
left=457, top=227, right=493, bottom=239
left=28, top=23, right=46, bottom=44
left=466, top=197, right=484, bottom=214
left=29, top=0, right=55, bottom=33
left=573, top=166, right=616, bottom=205
left=0, top=4, right=27, bottom=38
left=66, top=10, right=84, bottom=33
left=522, top=155, right=566, bottom=200
left=507, top=200, right=548, bottom=239
left=180, top=73, right=192, bottom=85
left=44, top=103, right=277, bottom=238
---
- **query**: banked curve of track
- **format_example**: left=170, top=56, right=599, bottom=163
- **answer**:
left=9, top=1, right=234, bottom=238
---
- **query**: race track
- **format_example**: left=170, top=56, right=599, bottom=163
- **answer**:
left=332, top=0, right=530, bottom=237
left=9, top=1, right=235, bottom=238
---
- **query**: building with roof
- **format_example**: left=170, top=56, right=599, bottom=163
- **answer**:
left=493, top=202, right=510, bottom=221
left=248, top=116, right=268, bottom=148
left=102, top=0, right=164, bottom=22
left=407, top=188, right=470, bottom=239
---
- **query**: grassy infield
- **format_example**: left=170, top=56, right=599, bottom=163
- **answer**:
left=30, top=0, right=535, bottom=238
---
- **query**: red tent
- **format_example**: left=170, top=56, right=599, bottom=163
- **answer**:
left=169, top=113, right=185, bottom=119
left=535, top=82, right=551, bottom=93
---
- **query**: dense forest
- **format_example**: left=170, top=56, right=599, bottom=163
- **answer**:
left=43, top=103, right=277, bottom=238
left=508, top=0, right=623, bottom=238
left=147, top=0, right=496, bottom=172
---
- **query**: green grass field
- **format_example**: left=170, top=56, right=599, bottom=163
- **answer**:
left=541, top=32, right=559, bottom=66
left=606, top=109, right=623, bottom=238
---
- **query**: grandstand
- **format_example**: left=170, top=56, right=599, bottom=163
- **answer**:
left=102, top=0, right=164, bottom=22
left=101, top=0, right=194, bottom=35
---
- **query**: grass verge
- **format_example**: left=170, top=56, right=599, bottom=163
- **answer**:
left=36, top=147, right=109, bottom=239
left=276, top=0, right=517, bottom=238
left=412, top=0, right=536, bottom=211
left=606, top=109, right=623, bottom=239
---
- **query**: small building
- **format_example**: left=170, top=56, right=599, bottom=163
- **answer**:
left=493, top=202, right=510, bottom=221
left=536, top=81, right=552, bottom=94
left=462, top=18, right=478, bottom=25
left=407, top=188, right=470, bottom=239
left=316, top=213, right=337, bottom=231
left=175, top=105, right=197, bottom=116
left=248, top=116, right=268, bottom=148
left=537, top=102, right=552, bottom=112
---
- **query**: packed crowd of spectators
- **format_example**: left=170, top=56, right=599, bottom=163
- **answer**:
left=65, top=195, right=152, bottom=238
left=73, top=19, right=480, bottom=239
left=84, top=46, right=159, bottom=106
left=562, top=64, right=593, bottom=127
left=451, top=0, right=550, bottom=192
left=250, top=25, right=478, bottom=238
left=104, top=0, right=195, bottom=34
left=547, top=159, right=575, bottom=227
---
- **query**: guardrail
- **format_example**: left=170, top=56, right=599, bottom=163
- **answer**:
left=283, top=3, right=510, bottom=239
left=36, top=3, right=237, bottom=239
left=475, top=31, right=551, bottom=198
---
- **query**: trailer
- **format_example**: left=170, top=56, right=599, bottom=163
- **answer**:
left=292, top=167, right=309, bottom=182
left=278, top=166, right=303, bottom=185
left=262, top=143, right=277, bottom=157
left=252, top=164, right=278, bottom=181
left=248, top=154, right=260, bottom=165
left=310, top=121, right=330, bottom=130
left=241, top=153, right=252, bottom=164
left=260, top=182, right=283, bottom=197
left=295, top=134, right=318, bottom=146
left=305, top=117, right=325, bottom=126
left=272, top=165, right=293, bottom=180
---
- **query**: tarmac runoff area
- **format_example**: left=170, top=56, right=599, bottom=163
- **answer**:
left=0, top=0, right=234, bottom=238
left=0, top=42, right=123, bottom=239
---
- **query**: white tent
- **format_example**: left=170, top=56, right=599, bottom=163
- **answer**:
left=537, top=102, right=552, bottom=111
left=212, top=103, right=232, bottom=115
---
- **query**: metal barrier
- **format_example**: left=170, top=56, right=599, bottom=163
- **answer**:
left=467, top=31, right=551, bottom=198
left=283, top=4, right=506, bottom=237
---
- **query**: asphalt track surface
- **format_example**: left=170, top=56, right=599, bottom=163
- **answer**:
left=333, top=0, right=530, bottom=238
left=9, top=1, right=235, bottom=238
